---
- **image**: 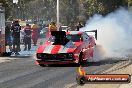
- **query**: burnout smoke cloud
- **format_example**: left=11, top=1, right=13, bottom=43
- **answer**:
left=80, top=7, right=132, bottom=57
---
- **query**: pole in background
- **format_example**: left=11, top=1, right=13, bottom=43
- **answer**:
left=57, top=0, right=59, bottom=31
left=13, top=0, right=18, bottom=4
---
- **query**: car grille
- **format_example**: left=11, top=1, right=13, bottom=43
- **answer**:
left=37, top=53, right=74, bottom=61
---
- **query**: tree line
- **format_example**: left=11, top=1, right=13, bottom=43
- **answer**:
left=0, top=0, right=131, bottom=25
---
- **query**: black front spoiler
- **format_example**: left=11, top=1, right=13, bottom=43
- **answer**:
left=37, top=58, right=74, bottom=62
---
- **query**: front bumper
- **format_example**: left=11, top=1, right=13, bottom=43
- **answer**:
left=36, top=60, right=76, bottom=65
left=36, top=53, right=77, bottom=65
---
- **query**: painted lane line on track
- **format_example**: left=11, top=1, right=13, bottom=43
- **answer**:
left=102, top=60, right=131, bottom=74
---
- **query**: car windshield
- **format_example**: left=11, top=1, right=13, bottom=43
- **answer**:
left=66, top=34, right=82, bottom=42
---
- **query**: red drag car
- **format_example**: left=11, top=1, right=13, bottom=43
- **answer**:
left=36, top=30, right=97, bottom=66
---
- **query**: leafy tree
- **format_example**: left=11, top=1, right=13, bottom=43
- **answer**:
left=80, top=0, right=128, bottom=20
left=1, top=0, right=129, bottom=24
left=0, top=0, right=13, bottom=20
left=128, top=0, right=132, bottom=6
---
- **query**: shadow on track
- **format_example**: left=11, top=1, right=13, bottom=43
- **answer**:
left=43, top=59, right=128, bottom=67
left=83, top=59, right=128, bottom=67
left=9, top=56, right=32, bottom=58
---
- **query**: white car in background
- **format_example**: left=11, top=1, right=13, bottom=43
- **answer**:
left=39, top=27, right=48, bottom=38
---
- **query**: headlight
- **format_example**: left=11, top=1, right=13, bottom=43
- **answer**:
left=37, top=53, right=42, bottom=58
left=67, top=53, right=73, bottom=58
left=63, top=54, right=67, bottom=58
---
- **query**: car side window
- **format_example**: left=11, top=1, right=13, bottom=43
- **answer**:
left=83, top=33, right=89, bottom=41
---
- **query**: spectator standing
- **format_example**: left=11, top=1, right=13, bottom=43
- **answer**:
left=11, top=20, right=21, bottom=55
left=31, top=21, right=39, bottom=46
left=76, top=22, right=84, bottom=31
left=48, top=22, right=57, bottom=31
left=46, top=22, right=57, bottom=40
left=23, top=24, right=32, bottom=51
left=5, top=23, right=12, bottom=52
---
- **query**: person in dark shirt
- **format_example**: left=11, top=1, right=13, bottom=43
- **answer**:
left=5, top=23, right=12, bottom=52
left=5, top=24, right=11, bottom=38
left=76, top=22, right=84, bottom=31
left=23, top=24, right=32, bottom=51
left=11, top=20, right=21, bottom=55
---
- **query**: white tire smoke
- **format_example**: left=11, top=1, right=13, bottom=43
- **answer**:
left=80, top=7, right=132, bottom=58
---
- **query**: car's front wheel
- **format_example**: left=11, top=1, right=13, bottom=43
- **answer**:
left=76, top=75, right=86, bottom=85
left=78, top=52, right=85, bottom=65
